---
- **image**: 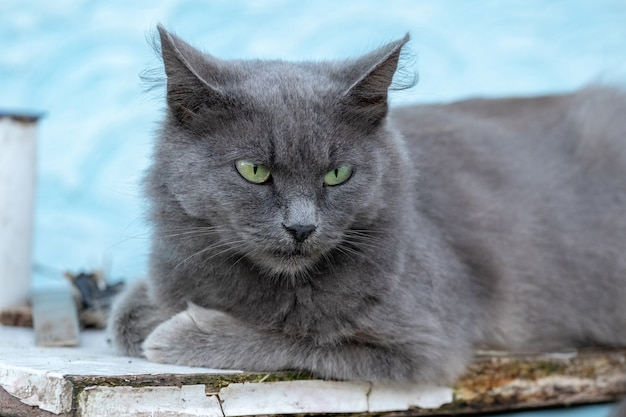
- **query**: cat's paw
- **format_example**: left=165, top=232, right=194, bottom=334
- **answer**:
left=142, top=303, right=226, bottom=366
left=141, top=309, right=194, bottom=364
left=109, top=280, right=168, bottom=357
left=142, top=303, right=287, bottom=372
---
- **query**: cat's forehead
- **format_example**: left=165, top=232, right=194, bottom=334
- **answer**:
left=243, top=106, right=339, bottom=171
left=234, top=60, right=342, bottom=103
left=228, top=61, right=344, bottom=165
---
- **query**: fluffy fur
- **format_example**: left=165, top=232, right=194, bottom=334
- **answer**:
left=109, top=24, right=626, bottom=384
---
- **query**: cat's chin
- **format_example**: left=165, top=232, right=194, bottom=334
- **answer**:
left=252, top=249, right=322, bottom=278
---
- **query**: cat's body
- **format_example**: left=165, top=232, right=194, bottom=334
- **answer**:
left=109, top=25, right=626, bottom=384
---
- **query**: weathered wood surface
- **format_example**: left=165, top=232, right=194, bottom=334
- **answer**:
left=0, top=325, right=624, bottom=416
left=32, top=290, right=80, bottom=347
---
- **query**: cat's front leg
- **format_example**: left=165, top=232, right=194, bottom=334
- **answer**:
left=108, top=280, right=172, bottom=356
left=142, top=302, right=289, bottom=371
left=142, top=303, right=468, bottom=384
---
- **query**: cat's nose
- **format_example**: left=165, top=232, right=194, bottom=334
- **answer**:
left=284, top=224, right=316, bottom=243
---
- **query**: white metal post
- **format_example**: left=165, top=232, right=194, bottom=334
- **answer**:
left=0, top=113, right=39, bottom=310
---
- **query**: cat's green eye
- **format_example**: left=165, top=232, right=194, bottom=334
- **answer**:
left=235, top=160, right=271, bottom=184
left=324, top=166, right=353, bottom=186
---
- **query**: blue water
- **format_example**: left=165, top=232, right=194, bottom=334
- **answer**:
left=1, top=1, right=624, bottom=416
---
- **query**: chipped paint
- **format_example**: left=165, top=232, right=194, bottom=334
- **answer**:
left=219, top=380, right=370, bottom=416
left=77, top=384, right=223, bottom=417
left=1, top=326, right=625, bottom=416
left=0, top=366, right=74, bottom=414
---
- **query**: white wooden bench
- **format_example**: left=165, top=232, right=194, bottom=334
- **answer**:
left=1, top=325, right=624, bottom=416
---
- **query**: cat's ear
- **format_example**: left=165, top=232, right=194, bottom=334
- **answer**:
left=156, top=24, right=233, bottom=125
left=340, top=34, right=411, bottom=126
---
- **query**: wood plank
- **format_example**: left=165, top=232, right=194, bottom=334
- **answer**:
left=448, top=350, right=626, bottom=415
left=32, top=289, right=79, bottom=347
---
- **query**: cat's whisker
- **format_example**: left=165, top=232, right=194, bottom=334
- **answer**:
left=334, top=243, right=367, bottom=260
left=344, top=228, right=387, bottom=237
left=158, top=230, right=225, bottom=240
left=156, top=224, right=232, bottom=234
left=321, top=251, right=338, bottom=277
left=108, top=223, right=232, bottom=250
left=341, top=235, right=384, bottom=252
left=332, top=246, right=387, bottom=280
left=173, top=239, right=248, bottom=271
left=226, top=252, right=249, bottom=274
left=335, top=238, right=387, bottom=268
left=344, top=231, right=434, bottom=289
left=342, top=237, right=382, bottom=250
left=154, top=225, right=233, bottom=240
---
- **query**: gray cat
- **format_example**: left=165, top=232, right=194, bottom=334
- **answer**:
left=109, top=24, right=626, bottom=384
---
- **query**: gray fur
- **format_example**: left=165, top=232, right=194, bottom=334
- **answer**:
left=109, top=24, right=626, bottom=384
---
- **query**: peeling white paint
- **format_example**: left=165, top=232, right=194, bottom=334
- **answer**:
left=78, top=384, right=223, bottom=417
left=0, top=366, right=73, bottom=414
left=0, top=326, right=239, bottom=415
left=219, top=380, right=370, bottom=416
left=72, top=380, right=453, bottom=416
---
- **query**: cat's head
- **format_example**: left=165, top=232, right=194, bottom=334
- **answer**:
left=148, top=25, right=412, bottom=278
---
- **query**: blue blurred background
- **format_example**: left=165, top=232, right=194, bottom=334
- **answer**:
left=1, top=1, right=624, bottom=415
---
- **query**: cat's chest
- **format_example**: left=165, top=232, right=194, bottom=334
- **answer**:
left=225, top=276, right=365, bottom=342
left=175, top=252, right=380, bottom=341
left=275, top=284, right=359, bottom=341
